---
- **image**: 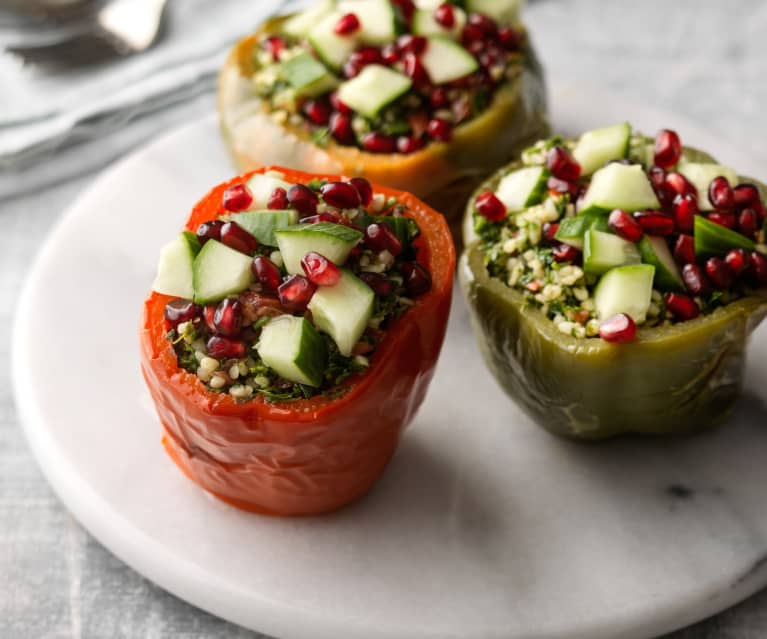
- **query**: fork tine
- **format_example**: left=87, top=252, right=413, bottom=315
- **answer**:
left=6, top=30, right=132, bottom=69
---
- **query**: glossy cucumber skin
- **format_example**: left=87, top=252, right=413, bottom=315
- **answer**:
left=460, top=148, right=767, bottom=440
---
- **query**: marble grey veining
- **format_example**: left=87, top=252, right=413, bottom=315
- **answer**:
left=2, top=1, right=767, bottom=638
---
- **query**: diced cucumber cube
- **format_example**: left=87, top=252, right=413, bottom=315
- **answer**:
left=338, top=0, right=396, bottom=45
left=554, top=213, right=608, bottom=250
left=257, top=315, right=328, bottom=387
left=414, top=0, right=442, bottom=8
left=279, top=51, right=338, bottom=98
left=336, top=64, right=412, bottom=119
left=308, top=269, right=375, bottom=357
left=594, top=264, right=655, bottom=324
left=494, top=166, right=547, bottom=213
left=678, top=162, right=739, bottom=211
left=308, top=11, right=358, bottom=71
left=230, top=209, right=299, bottom=247
left=152, top=231, right=200, bottom=299
left=637, top=235, right=683, bottom=291
left=572, top=122, right=631, bottom=176
left=583, top=229, right=641, bottom=275
left=412, top=6, right=466, bottom=38
left=579, top=163, right=660, bottom=216
left=192, top=240, right=254, bottom=304
left=465, top=0, right=524, bottom=24
left=246, top=173, right=293, bottom=210
left=282, top=0, right=335, bottom=38
left=275, top=222, right=363, bottom=275
left=420, top=37, right=478, bottom=84
left=694, top=215, right=755, bottom=259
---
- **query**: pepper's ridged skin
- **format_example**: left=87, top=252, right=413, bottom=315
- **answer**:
left=140, top=168, right=455, bottom=515
left=459, top=149, right=767, bottom=440
left=217, top=17, right=549, bottom=236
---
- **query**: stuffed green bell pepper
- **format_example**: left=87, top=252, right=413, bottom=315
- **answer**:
left=459, top=123, right=767, bottom=439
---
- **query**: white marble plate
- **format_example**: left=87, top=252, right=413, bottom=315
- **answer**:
left=13, top=82, right=767, bottom=639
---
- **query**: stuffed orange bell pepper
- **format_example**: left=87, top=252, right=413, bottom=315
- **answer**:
left=140, top=167, right=454, bottom=515
left=217, top=0, right=549, bottom=233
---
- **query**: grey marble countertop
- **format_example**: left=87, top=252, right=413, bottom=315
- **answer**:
left=2, top=1, right=767, bottom=637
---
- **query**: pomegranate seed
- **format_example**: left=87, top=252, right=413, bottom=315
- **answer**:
left=358, top=271, right=393, bottom=297
left=750, top=252, right=767, bottom=286
left=498, top=26, right=521, bottom=50
left=403, top=52, right=429, bottom=86
left=365, top=222, right=403, bottom=255
left=381, top=43, right=400, bottom=64
left=397, top=135, right=425, bottom=154
left=427, top=117, right=453, bottom=142
left=475, top=191, right=506, bottom=222
left=467, top=12, right=497, bottom=36
left=302, top=98, right=331, bottom=125
left=708, top=211, right=736, bottom=229
left=599, top=313, right=637, bottom=343
left=203, top=305, right=216, bottom=332
left=335, top=12, right=360, bottom=35
left=397, top=34, right=427, bottom=55
left=206, top=335, right=245, bottom=360
left=546, top=146, right=581, bottom=181
left=653, top=129, right=682, bottom=169
left=608, top=209, right=643, bottom=242
left=430, top=87, right=449, bottom=109
left=733, top=183, right=762, bottom=209
left=267, top=187, right=289, bottom=210
left=705, top=257, right=735, bottom=289
left=300, top=212, right=341, bottom=225
left=664, top=293, right=700, bottom=321
left=708, top=176, right=735, bottom=210
left=547, top=176, right=580, bottom=199
left=252, top=256, right=282, bottom=292
left=287, top=184, right=319, bottom=216
left=737, top=208, right=759, bottom=238
left=278, top=274, right=316, bottom=312
left=213, top=298, right=242, bottom=337
left=674, top=234, right=696, bottom=265
left=329, top=112, right=356, bottom=145
left=196, top=220, right=223, bottom=245
left=222, top=183, right=253, bottom=212
left=682, top=263, right=710, bottom=295
left=301, top=251, right=341, bottom=286
left=350, top=46, right=383, bottom=66
left=362, top=131, right=396, bottom=153
left=320, top=181, right=361, bottom=209
left=633, top=211, right=675, bottom=236
left=479, top=46, right=504, bottom=70
left=347, top=177, right=373, bottom=206
left=665, top=172, right=697, bottom=198
left=401, top=261, right=431, bottom=296
left=553, top=243, right=581, bottom=263
left=329, top=92, right=352, bottom=114
left=392, top=0, right=416, bottom=22
left=263, top=36, right=285, bottom=62
left=408, top=110, right=429, bottom=138
left=164, top=299, right=199, bottom=327
left=434, top=3, right=455, bottom=28
left=542, top=222, right=559, bottom=243
left=725, top=248, right=750, bottom=276
left=672, top=194, right=698, bottom=233
left=220, top=221, right=258, bottom=254
left=461, top=24, right=485, bottom=45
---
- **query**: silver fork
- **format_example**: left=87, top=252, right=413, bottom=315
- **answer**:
left=5, top=0, right=168, bottom=68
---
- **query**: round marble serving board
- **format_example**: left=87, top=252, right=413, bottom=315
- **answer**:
left=12, top=82, right=767, bottom=639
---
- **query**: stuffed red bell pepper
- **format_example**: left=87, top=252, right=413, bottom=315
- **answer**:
left=140, top=167, right=454, bottom=515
